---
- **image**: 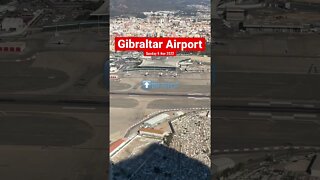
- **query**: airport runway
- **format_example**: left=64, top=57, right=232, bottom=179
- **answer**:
left=213, top=51, right=320, bottom=152
left=214, top=107, right=320, bottom=150
left=0, top=96, right=107, bottom=180
left=110, top=91, right=210, bottom=98
left=0, top=29, right=108, bottom=180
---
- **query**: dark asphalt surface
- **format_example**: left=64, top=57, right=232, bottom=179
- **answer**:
left=213, top=50, right=320, bottom=151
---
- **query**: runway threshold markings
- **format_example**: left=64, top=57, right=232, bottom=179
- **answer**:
left=62, top=106, right=96, bottom=110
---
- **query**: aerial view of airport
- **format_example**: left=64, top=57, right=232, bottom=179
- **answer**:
left=0, top=0, right=108, bottom=179
left=109, top=0, right=211, bottom=179
left=213, top=0, right=320, bottom=179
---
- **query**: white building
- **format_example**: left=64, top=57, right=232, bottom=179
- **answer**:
left=1, top=18, right=25, bottom=32
left=143, top=113, right=169, bottom=127
left=110, top=66, right=118, bottom=73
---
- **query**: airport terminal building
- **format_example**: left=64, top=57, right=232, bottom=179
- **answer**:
left=124, top=57, right=190, bottom=72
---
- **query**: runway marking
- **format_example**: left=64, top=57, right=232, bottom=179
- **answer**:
left=293, top=104, right=315, bottom=108
left=190, top=97, right=210, bottom=100
left=293, top=114, right=317, bottom=118
left=249, top=112, right=272, bottom=117
left=271, top=115, right=295, bottom=120
left=188, top=93, right=203, bottom=95
left=248, top=102, right=270, bottom=106
left=213, top=146, right=320, bottom=154
left=302, top=104, right=315, bottom=108
left=62, top=106, right=96, bottom=110
left=270, top=101, right=292, bottom=105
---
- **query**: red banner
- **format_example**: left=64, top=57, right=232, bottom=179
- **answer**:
left=115, top=37, right=206, bottom=56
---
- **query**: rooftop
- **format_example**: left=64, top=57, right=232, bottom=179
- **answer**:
left=139, top=128, right=165, bottom=135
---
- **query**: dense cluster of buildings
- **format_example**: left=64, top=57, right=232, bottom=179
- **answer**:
left=170, top=110, right=211, bottom=168
left=110, top=10, right=211, bottom=51
left=110, top=110, right=211, bottom=180
left=217, top=0, right=320, bottom=33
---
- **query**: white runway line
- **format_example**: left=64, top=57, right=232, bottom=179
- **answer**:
left=188, top=93, right=203, bottom=95
left=188, top=97, right=210, bottom=100
left=302, top=104, right=315, bottom=108
left=293, top=114, right=317, bottom=118
left=270, top=101, right=292, bottom=105
left=248, top=102, right=270, bottom=106
left=293, top=104, right=315, bottom=108
left=249, top=112, right=272, bottom=116
left=62, top=107, right=96, bottom=110
left=271, top=115, right=295, bottom=120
